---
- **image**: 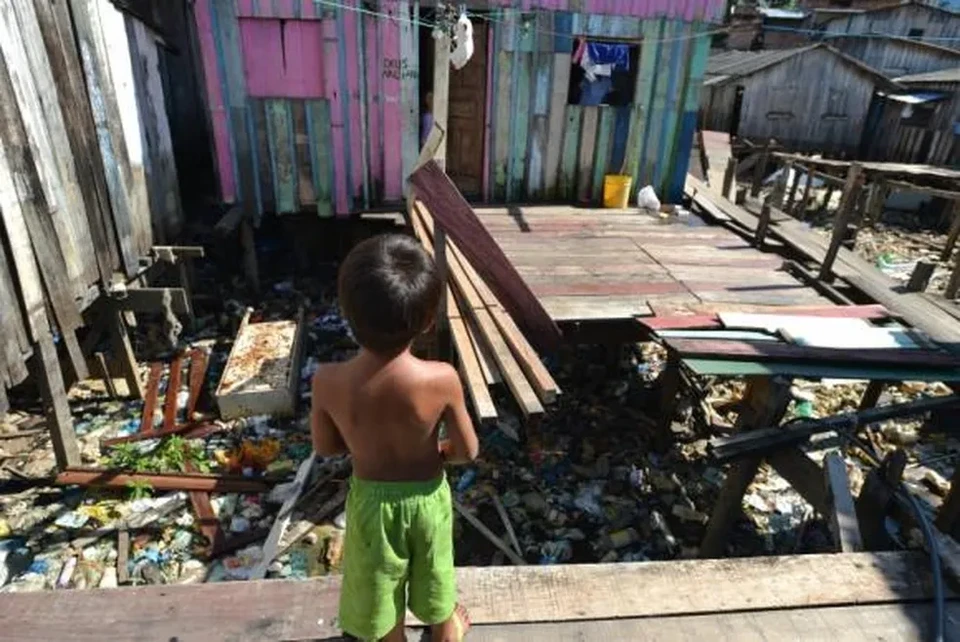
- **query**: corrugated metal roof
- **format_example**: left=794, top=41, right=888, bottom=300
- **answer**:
left=704, top=44, right=895, bottom=88
left=895, top=67, right=960, bottom=84
left=704, top=46, right=815, bottom=85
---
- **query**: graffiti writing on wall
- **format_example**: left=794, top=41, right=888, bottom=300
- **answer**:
left=382, top=58, right=419, bottom=80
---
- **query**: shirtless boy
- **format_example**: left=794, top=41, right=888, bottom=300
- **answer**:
left=311, top=233, right=478, bottom=641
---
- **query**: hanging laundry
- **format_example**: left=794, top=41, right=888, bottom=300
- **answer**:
left=572, top=38, right=588, bottom=65
left=450, top=13, right=474, bottom=70
left=580, top=48, right=613, bottom=83
left=579, top=76, right=613, bottom=106
left=586, top=42, right=630, bottom=71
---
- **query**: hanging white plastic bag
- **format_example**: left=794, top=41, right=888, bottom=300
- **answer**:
left=450, top=14, right=474, bottom=70
left=637, top=185, right=661, bottom=211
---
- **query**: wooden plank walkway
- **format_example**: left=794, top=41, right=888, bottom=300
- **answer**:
left=475, top=206, right=830, bottom=324
left=0, top=552, right=950, bottom=641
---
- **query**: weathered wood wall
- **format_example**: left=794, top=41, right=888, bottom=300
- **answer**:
left=702, top=47, right=880, bottom=154
left=0, top=0, right=182, bottom=408
left=829, top=35, right=960, bottom=78
left=192, top=0, right=722, bottom=216
left=822, top=4, right=960, bottom=51
left=869, top=81, right=960, bottom=166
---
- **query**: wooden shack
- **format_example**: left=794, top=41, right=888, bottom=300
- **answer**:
left=0, top=0, right=184, bottom=461
left=829, top=34, right=960, bottom=77
left=700, top=43, right=893, bottom=153
left=819, top=1, right=960, bottom=50
left=867, top=66, right=960, bottom=165
left=190, top=0, right=723, bottom=215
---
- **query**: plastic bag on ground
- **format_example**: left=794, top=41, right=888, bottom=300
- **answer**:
left=637, top=185, right=661, bottom=211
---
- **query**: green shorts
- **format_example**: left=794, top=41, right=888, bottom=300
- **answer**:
left=339, top=474, right=456, bottom=640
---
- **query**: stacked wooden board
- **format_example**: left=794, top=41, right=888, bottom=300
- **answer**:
left=409, top=200, right=559, bottom=424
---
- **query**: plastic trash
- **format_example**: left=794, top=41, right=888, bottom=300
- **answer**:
left=455, top=469, right=477, bottom=493
left=637, top=185, right=661, bottom=211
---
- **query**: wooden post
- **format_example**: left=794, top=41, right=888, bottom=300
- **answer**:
left=796, top=165, right=813, bottom=218
left=32, top=332, right=80, bottom=469
left=655, top=352, right=683, bottom=451
left=107, top=303, right=143, bottom=399
left=784, top=161, right=801, bottom=214
left=946, top=253, right=960, bottom=299
left=722, top=157, right=737, bottom=201
left=906, top=261, right=935, bottom=293
left=240, top=218, right=260, bottom=294
left=818, top=163, right=863, bottom=281
left=940, top=200, right=960, bottom=262
left=858, top=381, right=885, bottom=411
left=432, top=29, right=450, bottom=171
left=823, top=452, right=863, bottom=552
left=755, top=196, right=772, bottom=249
left=735, top=186, right=747, bottom=205
left=750, top=140, right=771, bottom=197
left=856, top=449, right=906, bottom=550
left=819, top=185, right=835, bottom=215
left=936, top=464, right=960, bottom=538
left=95, top=351, right=118, bottom=399
left=700, top=377, right=792, bottom=558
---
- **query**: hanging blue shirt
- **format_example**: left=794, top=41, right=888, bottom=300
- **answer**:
left=586, top=42, right=630, bottom=71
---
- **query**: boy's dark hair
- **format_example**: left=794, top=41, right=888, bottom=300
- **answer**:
left=338, top=233, right=441, bottom=354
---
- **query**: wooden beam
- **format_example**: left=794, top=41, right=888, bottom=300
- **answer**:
left=767, top=448, right=831, bottom=517
left=162, top=355, right=182, bottom=431
left=432, top=30, right=450, bottom=169
left=453, top=499, right=525, bottom=565
left=700, top=377, right=791, bottom=558
left=887, top=179, right=960, bottom=202
left=107, top=304, right=143, bottom=399
left=94, top=352, right=118, bottom=398
left=819, top=163, right=863, bottom=281
left=33, top=333, right=80, bottom=469
left=150, top=246, right=205, bottom=260
left=55, top=468, right=272, bottom=493
left=858, top=381, right=886, bottom=411
left=823, top=451, right=863, bottom=552
left=796, top=165, right=814, bottom=218
left=112, top=288, right=190, bottom=315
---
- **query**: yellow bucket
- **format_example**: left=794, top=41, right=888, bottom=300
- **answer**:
left=603, top=174, right=633, bottom=209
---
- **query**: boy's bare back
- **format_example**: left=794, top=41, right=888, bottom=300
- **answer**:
left=311, top=349, right=475, bottom=481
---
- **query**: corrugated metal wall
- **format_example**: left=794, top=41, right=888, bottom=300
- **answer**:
left=193, top=0, right=721, bottom=217
left=829, top=36, right=960, bottom=77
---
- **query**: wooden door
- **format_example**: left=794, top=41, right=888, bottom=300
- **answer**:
left=447, top=22, right=487, bottom=198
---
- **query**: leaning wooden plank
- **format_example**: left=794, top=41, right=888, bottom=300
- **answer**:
left=409, top=161, right=562, bottom=353
left=139, top=363, right=163, bottom=432
left=410, top=205, right=497, bottom=421
left=453, top=498, right=525, bottom=565
left=471, top=308, right=543, bottom=418
left=823, top=451, right=863, bottom=553
left=450, top=317, right=498, bottom=422
left=33, top=332, right=80, bottom=469
left=0, top=51, right=83, bottom=334
left=251, top=452, right=317, bottom=579
left=540, top=295, right=653, bottom=322
left=467, top=319, right=501, bottom=386
left=663, top=338, right=960, bottom=368
left=162, top=354, right=183, bottom=431
left=55, top=468, right=271, bottom=493
left=415, top=202, right=558, bottom=404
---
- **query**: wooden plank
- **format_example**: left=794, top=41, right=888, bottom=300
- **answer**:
left=823, top=451, right=864, bottom=552
left=468, top=319, right=500, bottom=386
left=493, top=50, right=513, bottom=201
left=590, top=107, right=616, bottom=204
left=0, top=552, right=944, bottom=639
left=576, top=106, right=598, bottom=203
left=266, top=100, right=296, bottom=213
left=409, top=162, right=562, bottom=353
left=543, top=53, right=571, bottom=200
left=450, top=317, right=498, bottom=421
left=69, top=0, right=137, bottom=275
left=55, top=468, right=271, bottom=493
left=767, top=449, right=831, bottom=517
left=251, top=100, right=274, bottom=214
left=453, top=499, right=525, bottom=565
left=558, top=106, right=581, bottom=201
left=290, top=101, right=314, bottom=206
left=139, top=363, right=162, bottom=432
left=665, top=338, right=959, bottom=368
left=31, top=0, right=118, bottom=281
left=250, top=453, right=315, bottom=579
left=509, top=52, right=531, bottom=201
left=307, top=100, right=333, bottom=218
left=0, top=50, right=83, bottom=336
left=488, top=306, right=558, bottom=405
left=107, top=303, right=143, bottom=400
left=162, top=355, right=183, bottom=431
left=33, top=332, right=80, bottom=469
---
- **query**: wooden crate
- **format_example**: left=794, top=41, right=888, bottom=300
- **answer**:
left=215, top=309, right=304, bottom=420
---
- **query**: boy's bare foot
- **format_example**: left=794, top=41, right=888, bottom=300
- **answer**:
left=430, top=604, right=471, bottom=642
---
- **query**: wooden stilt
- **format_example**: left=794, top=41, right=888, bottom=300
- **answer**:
left=755, top=197, right=772, bottom=249
left=33, top=332, right=80, bottom=469
left=240, top=219, right=259, bottom=294
left=655, top=353, right=683, bottom=451
left=945, top=251, right=960, bottom=299
left=700, top=377, right=791, bottom=558
left=858, top=381, right=886, bottom=411
left=62, top=328, right=88, bottom=384
left=823, top=452, right=863, bottom=552
left=940, top=201, right=960, bottom=262
left=722, top=157, right=737, bottom=201
left=95, top=352, right=118, bottom=399
left=750, top=140, right=771, bottom=197
left=819, top=163, right=863, bottom=281
left=107, top=304, right=143, bottom=399
left=856, top=449, right=906, bottom=550
left=767, top=449, right=830, bottom=516
left=906, top=261, right=935, bottom=293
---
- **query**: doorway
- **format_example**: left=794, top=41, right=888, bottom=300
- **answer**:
left=420, top=18, right=488, bottom=198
